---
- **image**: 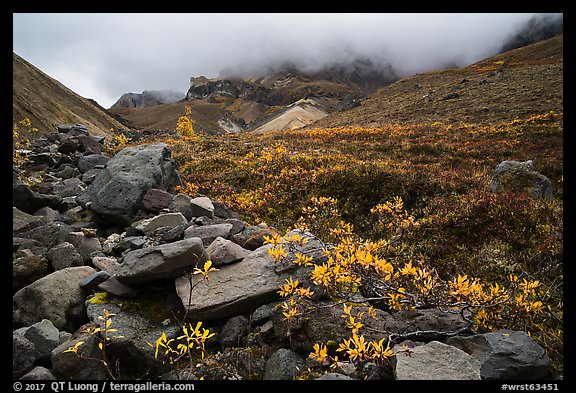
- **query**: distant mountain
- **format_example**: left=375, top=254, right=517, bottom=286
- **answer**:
left=107, top=32, right=563, bottom=136
left=109, top=58, right=398, bottom=135
left=310, top=34, right=563, bottom=129
left=12, top=52, right=126, bottom=139
left=500, top=13, right=563, bottom=52
left=110, top=90, right=185, bottom=109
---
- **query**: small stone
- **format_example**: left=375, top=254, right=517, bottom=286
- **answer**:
left=190, top=196, right=215, bottom=219
left=142, top=188, right=174, bottom=213
left=80, top=271, right=111, bottom=290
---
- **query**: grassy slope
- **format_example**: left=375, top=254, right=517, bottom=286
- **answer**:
left=309, top=34, right=563, bottom=128
left=12, top=53, right=123, bottom=139
left=148, top=35, right=563, bottom=371
left=109, top=100, right=227, bottom=135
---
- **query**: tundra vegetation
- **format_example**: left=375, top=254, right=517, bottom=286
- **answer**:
left=13, top=108, right=562, bottom=377
left=155, top=110, right=562, bottom=375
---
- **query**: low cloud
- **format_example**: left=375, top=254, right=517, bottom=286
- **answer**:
left=13, top=13, right=562, bottom=108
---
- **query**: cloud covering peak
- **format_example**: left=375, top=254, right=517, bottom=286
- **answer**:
left=13, top=13, right=562, bottom=108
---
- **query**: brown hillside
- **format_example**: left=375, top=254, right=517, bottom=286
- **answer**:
left=308, top=34, right=563, bottom=129
left=12, top=53, right=125, bottom=139
left=109, top=67, right=367, bottom=134
left=110, top=100, right=227, bottom=135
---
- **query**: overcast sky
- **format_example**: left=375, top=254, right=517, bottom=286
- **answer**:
left=12, top=13, right=561, bottom=109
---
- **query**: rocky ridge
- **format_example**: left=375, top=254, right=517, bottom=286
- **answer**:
left=13, top=125, right=556, bottom=380
left=108, top=60, right=393, bottom=135
left=12, top=53, right=124, bottom=140
left=111, top=90, right=185, bottom=109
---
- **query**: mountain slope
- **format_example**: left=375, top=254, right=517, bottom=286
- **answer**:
left=13, top=53, right=126, bottom=139
left=252, top=99, right=329, bottom=133
left=108, top=60, right=395, bottom=135
left=309, top=34, right=563, bottom=129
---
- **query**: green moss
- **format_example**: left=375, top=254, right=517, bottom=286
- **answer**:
left=326, top=339, right=338, bottom=349
left=118, top=292, right=181, bottom=324
left=88, top=292, right=109, bottom=305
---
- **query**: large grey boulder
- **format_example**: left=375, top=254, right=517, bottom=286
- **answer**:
left=490, top=160, right=552, bottom=199
left=447, top=330, right=551, bottom=379
left=115, top=237, right=206, bottom=284
left=393, top=340, right=481, bottom=380
left=175, top=230, right=323, bottom=320
left=80, top=143, right=181, bottom=225
left=13, top=266, right=96, bottom=331
left=86, top=302, right=180, bottom=378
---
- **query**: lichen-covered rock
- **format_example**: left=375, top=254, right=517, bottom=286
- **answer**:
left=263, top=348, right=306, bottom=380
left=490, top=160, right=552, bottom=199
left=447, top=330, right=551, bottom=379
left=86, top=302, right=180, bottom=378
left=393, top=341, right=481, bottom=380
left=13, top=266, right=96, bottom=331
left=80, top=143, right=181, bottom=225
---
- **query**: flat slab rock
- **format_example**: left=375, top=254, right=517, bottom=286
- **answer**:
left=393, top=340, right=481, bottom=380
left=176, top=230, right=322, bottom=320
left=115, top=237, right=206, bottom=284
